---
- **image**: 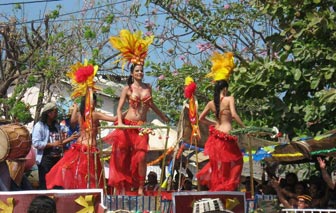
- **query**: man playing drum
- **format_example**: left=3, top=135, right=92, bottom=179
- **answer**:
left=32, top=102, right=79, bottom=189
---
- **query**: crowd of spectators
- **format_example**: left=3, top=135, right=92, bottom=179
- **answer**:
left=239, top=157, right=336, bottom=211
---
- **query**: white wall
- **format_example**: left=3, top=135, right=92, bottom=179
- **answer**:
left=7, top=78, right=162, bottom=135
left=7, top=80, right=123, bottom=132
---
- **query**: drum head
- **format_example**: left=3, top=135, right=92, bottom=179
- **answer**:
left=0, top=128, right=9, bottom=161
left=0, top=124, right=31, bottom=161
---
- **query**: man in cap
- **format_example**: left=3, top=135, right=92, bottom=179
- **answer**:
left=296, top=194, right=312, bottom=209
left=271, top=177, right=312, bottom=209
left=32, top=102, right=78, bottom=189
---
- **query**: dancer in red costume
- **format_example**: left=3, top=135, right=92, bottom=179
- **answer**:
left=46, top=61, right=117, bottom=189
left=104, top=63, right=168, bottom=195
left=46, top=95, right=117, bottom=189
left=196, top=52, right=245, bottom=191
left=103, top=30, right=169, bottom=195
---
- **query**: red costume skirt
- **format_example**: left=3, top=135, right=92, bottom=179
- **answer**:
left=196, top=125, right=243, bottom=191
left=46, top=143, right=103, bottom=189
left=103, top=119, right=149, bottom=193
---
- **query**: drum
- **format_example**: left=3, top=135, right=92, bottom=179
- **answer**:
left=24, top=146, right=36, bottom=172
left=7, top=159, right=26, bottom=186
left=193, top=198, right=231, bottom=213
left=0, top=124, right=31, bottom=161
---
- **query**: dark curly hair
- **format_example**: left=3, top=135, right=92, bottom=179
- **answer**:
left=79, top=93, right=97, bottom=120
left=28, top=195, right=56, bottom=213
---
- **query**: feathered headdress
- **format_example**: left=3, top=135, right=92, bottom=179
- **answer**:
left=206, top=52, right=235, bottom=81
left=184, top=76, right=201, bottom=142
left=66, top=59, right=99, bottom=98
left=109, top=29, right=154, bottom=71
left=184, top=76, right=197, bottom=98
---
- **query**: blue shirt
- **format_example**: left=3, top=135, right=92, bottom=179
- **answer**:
left=32, top=121, right=60, bottom=164
left=60, top=118, right=79, bottom=149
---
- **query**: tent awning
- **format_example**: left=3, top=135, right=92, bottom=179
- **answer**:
left=265, top=129, right=336, bottom=163
left=148, top=119, right=178, bottom=151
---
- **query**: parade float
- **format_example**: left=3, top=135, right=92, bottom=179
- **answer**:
left=1, top=29, right=335, bottom=213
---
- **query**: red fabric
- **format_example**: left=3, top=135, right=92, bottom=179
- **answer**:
left=103, top=119, right=149, bottom=193
left=46, top=143, right=103, bottom=189
left=197, top=125, right=243, bottom=191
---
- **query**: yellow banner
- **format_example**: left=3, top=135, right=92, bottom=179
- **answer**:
left=75, top=195, right=94, bottom=213
left=0, top=197, right=14, bottom=213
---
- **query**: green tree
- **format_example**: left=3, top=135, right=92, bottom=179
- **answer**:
left=241, top=0, right=336, bottom=136
left=1, top=0, right=335, bottom=138
left=147, top=0, right=336, bottom=137
left=0, top=3, right=121, bottom=123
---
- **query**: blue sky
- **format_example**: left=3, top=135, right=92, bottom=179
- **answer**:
left=0, top=0, right=83, bottom=22
left=1, top=0, right=151, bottom=79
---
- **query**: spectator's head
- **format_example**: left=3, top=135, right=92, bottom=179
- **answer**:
left=183, top=178, right=193, bottom=190
left=28, top=195, right=56, bottom=213
left=289, top=197, right=298, bottom=207
left=297, top=194, right=312, bottom=209
left=309, top=182, right=320, bottom=198
left=285, top=172, right=298, bottom=186
left=40, top=102, right=58, bottom=123
left=294, top=181, right=307, bottom=195
left=244, top=176, right=258, bottom=192
left=147, top=171, right=158, bottom=184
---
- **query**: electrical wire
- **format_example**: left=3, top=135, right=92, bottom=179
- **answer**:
left=6, top=1, right=168, bottom=26
left=4, top=0, right=141, bottom=25
left=0, top=0, right=62, bottom=6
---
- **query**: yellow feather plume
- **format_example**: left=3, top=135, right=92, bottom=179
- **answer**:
left=184, top=76, right=194, bottom=86
left=109, top=29, right=154, bottom=71
left=66, top=59, right=99, bottom=98
left=206, top=52, right=235, bottom=81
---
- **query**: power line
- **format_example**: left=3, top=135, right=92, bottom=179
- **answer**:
left=51, top=0, right=131, bottom=19
left=6, top=0, right=168, bottom=26
left=0, top=0, right=62, bottom=6
left=5, top=0, right=132, bottom=25
left=15, top=12, right=167, bottom=25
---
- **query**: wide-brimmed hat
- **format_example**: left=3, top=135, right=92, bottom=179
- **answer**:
left=42, top=102, right=57, bottom=113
